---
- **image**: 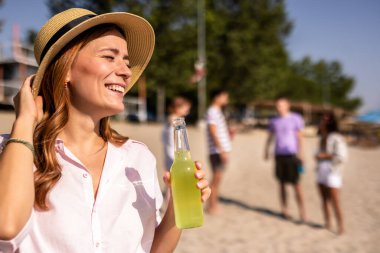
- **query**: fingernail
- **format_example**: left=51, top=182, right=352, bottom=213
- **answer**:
left=196, top=172, right=202, bottom=178
left=197, top=182, right=203, bottom=188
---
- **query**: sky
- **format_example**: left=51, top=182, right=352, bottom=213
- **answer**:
left=286, top=0, right=380, bottom=112
left=0, top=0, right=379, bottom=112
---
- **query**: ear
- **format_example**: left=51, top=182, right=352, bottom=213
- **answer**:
left=65, top=70, right=71, bottom=84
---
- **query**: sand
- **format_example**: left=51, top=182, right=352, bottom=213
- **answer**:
left=1, top=112, right=380, bottom=253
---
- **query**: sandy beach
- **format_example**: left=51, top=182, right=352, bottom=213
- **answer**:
left=1, top=112, right=380, bottom=253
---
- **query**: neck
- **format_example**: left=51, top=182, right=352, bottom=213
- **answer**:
left=170, top=113, right=181, bottom=119
left=212, top=102, right=221, bottom=108
left=279, top=111, right=290, bottom=117
left=58, top=106, right=105, bottom=151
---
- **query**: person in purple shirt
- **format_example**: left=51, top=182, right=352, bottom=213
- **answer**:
left=264, top=96, right=307, bottom=222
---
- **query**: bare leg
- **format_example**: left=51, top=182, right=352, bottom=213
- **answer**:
left=294, top=183, right=307, bottom=222
left=207, top=169, right=224, bottom=214
left=330, top=187, right=344, bottom=235
left=318, top=184, right=331, bottom=229
left=279, top=181, right=289, bottom=218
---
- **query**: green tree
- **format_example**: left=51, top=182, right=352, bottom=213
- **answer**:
left=206, top=0, right=293, bottom=104
left=24, top=29, right=37, bottom=45
left=46, top=0, right=116, bottom=14
left=46, top=0, right=362, bottom=113
left=283, top=56, right=362, bottom=111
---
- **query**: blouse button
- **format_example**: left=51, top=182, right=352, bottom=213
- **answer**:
left=83, top=173, right=88, bottom=178
left=95, top=242, right=100, bottom=247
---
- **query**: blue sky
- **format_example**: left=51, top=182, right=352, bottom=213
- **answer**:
left=0, top=0, right=379, bottom=112
left=286, top=0, right=380, bottom=112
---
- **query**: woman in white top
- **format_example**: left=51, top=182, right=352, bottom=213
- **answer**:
left=316, top=112, right=347, bottom=235
left=0, top=8, right=210, bottom=253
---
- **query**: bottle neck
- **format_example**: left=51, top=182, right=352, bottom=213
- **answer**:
left=174, top=125, right=191, bottom=153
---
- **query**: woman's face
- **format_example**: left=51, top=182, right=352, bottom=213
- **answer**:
left=175, top=103, right=191, bottom=117
left=67, top=29, right=132, bottom=118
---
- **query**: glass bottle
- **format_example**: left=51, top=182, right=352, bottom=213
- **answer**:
left=170, top=117, right=203, bottom=228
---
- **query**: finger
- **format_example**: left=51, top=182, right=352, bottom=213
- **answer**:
left=163, top=172, right=171, bottom=186
left=196, top=179, right=209, bottom=189
left=194, top=161, right=202, bottom=170
left=201, top=187, right=211, bottom=202
left=21, top=75, right=35, bottom=90
left=195, top=169, right=205, bottom=179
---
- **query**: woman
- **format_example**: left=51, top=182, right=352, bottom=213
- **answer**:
left=0, top=8, right=210, bottom=253
left=316, top=112, right=347, bottom=235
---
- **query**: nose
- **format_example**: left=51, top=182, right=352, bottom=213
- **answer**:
left=115, top=60, right=132, bottom=80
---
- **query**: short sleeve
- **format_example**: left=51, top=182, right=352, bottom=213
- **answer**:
left=206, top=108, right=218, bottom=125
left=162, top=124, right=174, bottom=162
left=167, top=127, right=174, bottom=161
left=294, top=114, right=304, bottom=131
left=268, top=117, right=275, bottom=133
left=0, top=134, right=11, bottom=154
left=0, top=211, right=34, bottom=253
left=331, top=135, right=348, bottom=165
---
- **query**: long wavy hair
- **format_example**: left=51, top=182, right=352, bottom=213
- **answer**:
left=33, top=24, right=129, bottom=210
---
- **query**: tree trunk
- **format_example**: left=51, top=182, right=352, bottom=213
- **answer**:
left=156, top=85, right=165, bottom=123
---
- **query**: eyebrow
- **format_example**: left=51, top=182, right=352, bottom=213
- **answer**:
left=98, top=48, right=129, bottom=60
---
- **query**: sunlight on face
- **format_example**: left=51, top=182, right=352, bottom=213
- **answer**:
left=217, top=93, right=229, bottom=107
left=275, top=98, right=290, bottom=116
left=175, top=103, right=191, bottom=117
left=68, top=29, right=132, bottom=119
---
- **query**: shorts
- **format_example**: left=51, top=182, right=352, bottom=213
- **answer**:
left=316, top=161, right=342, bottom=188
left=275, top=155, right=300, bottom=184
left=209, top=153, right=225, bottom=172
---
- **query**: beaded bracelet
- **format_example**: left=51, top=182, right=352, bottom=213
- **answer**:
left=6, top=138, right=35, bottom=156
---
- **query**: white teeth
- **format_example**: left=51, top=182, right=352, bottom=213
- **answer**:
left=106, top=84, right=125, bottom=93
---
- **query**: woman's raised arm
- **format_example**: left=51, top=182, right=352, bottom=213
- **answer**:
left=0, top=75, right=43, bottom=240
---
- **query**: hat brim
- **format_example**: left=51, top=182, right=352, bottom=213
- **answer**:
left=32, top=12, right=155, bottom=97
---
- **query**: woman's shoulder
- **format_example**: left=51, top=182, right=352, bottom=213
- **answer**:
left=328, top=132, right=345, bottom=142
left=119, top=139, right=155, bottom=159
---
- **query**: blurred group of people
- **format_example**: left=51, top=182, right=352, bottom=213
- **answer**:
left=162, top=93, right=348, bottom=235
left=264, top=96, right=348, bottom=235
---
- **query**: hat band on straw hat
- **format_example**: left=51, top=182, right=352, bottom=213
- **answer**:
left=40, top=14, right=96, bottom=63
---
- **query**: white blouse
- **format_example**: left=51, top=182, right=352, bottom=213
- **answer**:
left=0, top=136, right=163, bottom=253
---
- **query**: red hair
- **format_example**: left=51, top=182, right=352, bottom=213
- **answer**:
left=33, top=25, right=128, bottom=210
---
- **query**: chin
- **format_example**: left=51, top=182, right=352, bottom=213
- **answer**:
left=104, top=104, right=125, bottom=117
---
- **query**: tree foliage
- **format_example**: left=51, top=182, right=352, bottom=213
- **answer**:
left=206, top=0, right=292, bottom=104
left=46, top=0, right=362, bottom=111
left=283, top=57, right=362, bottom=111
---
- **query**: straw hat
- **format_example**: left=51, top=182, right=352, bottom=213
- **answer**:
left=32, top=8, right=155, bottom=97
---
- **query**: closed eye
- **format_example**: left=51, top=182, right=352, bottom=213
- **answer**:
left=102, top=55, right=115, bottom=61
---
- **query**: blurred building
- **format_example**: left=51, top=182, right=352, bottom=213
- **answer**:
left=0, top=24, right=37, bottom=107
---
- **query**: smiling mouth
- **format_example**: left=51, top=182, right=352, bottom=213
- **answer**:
left=105, top=84, right=126, bottom=94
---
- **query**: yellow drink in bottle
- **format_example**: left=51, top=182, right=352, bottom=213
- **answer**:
left=170, top=118, right=203, bottom=229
